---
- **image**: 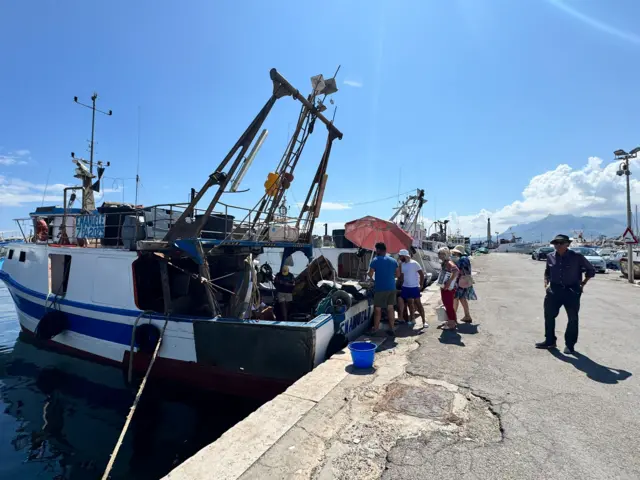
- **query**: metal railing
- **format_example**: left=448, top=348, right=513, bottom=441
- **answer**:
left=14, top=200, right=312, bottom=249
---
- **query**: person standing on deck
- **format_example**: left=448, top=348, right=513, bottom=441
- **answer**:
left=274, top=265, right=295, bottom=321
left=397, top=249, right=427, bottom=328
left=367, top=242, right=400, bottom=336
left=536, top=234, right=595, bottom=354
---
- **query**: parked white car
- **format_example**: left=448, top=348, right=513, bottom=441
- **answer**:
left=570, top=247, right=606, bottom=273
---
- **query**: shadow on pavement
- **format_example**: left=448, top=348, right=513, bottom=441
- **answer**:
left=344, top=365, right=377, bottom=375
left=438, top=330, right=465, bottom=347
left=393, top=326, right=426, bottom=339
left=549, top=350, right=633, bottom=384
left=456, top=323, right=479, bottom=335
left=376, top=337, right=398, bottom=352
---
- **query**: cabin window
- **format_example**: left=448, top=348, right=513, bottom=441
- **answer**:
left=49, top=254, right=72, bottom=295
left=337, top=252, right=369, bottom=280
left=133, top=254, right=214, bottom=317
left=8, top=249, right=14, bottom=260
left=19, top=251, right=26, bottom=262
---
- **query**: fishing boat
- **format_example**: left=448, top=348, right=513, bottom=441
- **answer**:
left=0, top=230, right=23, bottom=259
left=0, top=68, right=374, bottom=400
left=494, top=233, right=535, bottom=254
left=260, top=189, right=440, bottom=284
left=390, top=189, right=440, bottom=280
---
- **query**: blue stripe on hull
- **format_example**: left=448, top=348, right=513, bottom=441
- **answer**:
left=0, top=271, right=335, bottom=346
left=11, top=290, right=135, bottom=346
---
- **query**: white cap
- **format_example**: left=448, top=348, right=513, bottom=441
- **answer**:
left=398, top=249, right=410, bottom=256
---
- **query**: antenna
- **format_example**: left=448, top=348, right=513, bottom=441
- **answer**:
left=41, top=168, right=51, bottom=207
left=74, top=93, right=112, bottom=175
left=135, top=106, right=141, bottom=206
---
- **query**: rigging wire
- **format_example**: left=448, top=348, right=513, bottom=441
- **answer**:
left=342, top=189, right=417, bottom=207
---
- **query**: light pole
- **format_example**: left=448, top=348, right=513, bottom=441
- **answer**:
left=614, top=147, right=640, bottom=283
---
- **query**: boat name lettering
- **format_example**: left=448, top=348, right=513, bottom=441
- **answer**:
left=76, top=215, right=105, bottom=239
left=342, top=308, right=369, bottom=335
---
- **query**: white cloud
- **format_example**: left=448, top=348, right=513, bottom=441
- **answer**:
left=0, top=155, right=27, bottom=166
left=343, top=79, right=363, bottom=88
left=0, top=149, right=30, bottom=166
left=441, top=155, right=640, bottom=237
left=0, top=156, right=18, bottom=166
left=0, top=175, right=68, bottom=207
left=298, top=201, right=351, bottom=211
left=320, top=201, right=351, bottom=210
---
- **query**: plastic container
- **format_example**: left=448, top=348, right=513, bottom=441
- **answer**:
left=348, top=341, right=377, bottom=369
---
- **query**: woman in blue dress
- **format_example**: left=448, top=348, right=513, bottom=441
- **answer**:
left=451, top=245, right=477, bottom=323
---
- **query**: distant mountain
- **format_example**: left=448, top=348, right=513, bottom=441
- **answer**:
left=500, top=214, right=627, bottom=243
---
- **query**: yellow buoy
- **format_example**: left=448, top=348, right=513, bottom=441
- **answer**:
left=264, top=172, right=280, bottom=196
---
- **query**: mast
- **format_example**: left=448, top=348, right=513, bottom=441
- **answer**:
left=71, top=94, right=112, bottom=212
left=165, top=68, right=343, bottom=243
left=390, top=189, right=426, bottom=231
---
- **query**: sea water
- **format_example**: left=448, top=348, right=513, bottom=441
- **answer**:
left=0, top=283, right=261, bottom=480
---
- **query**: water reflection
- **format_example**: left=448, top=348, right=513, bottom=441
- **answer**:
left=0, top=285, right=262, bottom=480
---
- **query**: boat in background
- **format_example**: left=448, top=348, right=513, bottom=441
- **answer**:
left=494, top=232, right=535, bottom=254
left=264, top=189, right=441, bottom=284
left=390, top=189, right=441, bottom=280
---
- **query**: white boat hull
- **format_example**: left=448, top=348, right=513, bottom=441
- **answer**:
left=1, top=243, right=372, bottom=399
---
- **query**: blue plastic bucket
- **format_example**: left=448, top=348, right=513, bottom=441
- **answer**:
left=348, top=341, right=377, bottom=369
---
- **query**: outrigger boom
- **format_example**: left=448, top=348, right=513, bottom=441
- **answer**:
left=165, top=68, right=343, bottom=243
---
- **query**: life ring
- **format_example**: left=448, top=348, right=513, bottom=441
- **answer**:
left=134, top=323, right=161, bottom=354
left=36, top=219, right=48, bottom=242
left=35, top=310, right=69, bottom=340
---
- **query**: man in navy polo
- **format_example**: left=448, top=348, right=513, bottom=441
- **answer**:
left=535, top=234, right=595, bottom=354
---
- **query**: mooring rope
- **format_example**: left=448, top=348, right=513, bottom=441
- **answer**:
left=101, top=316, right=169, bottom=480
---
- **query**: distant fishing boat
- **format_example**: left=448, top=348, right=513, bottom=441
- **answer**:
left=494, top=232, right=535, bottom=254
left=268, top=189, right=441, bottom=284
left=0, top=68, right=374, bottom=400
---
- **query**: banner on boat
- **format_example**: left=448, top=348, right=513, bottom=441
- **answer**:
left=76, top=214, right=105, bottom=239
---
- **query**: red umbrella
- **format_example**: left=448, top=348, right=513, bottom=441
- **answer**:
left=344, top=216, right=414, bottom=254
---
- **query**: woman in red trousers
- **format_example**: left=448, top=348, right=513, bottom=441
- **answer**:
left=436, top=247, right=459, bottom=330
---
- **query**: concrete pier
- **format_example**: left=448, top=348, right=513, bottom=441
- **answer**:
left=166, top=254, right=640, bottom=480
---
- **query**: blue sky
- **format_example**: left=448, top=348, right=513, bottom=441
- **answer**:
left=2, top=0, right=640, bottom=236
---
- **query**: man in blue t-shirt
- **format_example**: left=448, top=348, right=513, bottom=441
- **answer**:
left=368, top=242, right=400, bottom=335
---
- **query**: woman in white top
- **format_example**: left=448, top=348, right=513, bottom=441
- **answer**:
left=397, top=249, right=427, bottom=327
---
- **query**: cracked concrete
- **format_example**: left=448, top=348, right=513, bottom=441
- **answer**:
left=237, top=288, right=505, bottom=480
left=167, top=254, right=640, bottom=480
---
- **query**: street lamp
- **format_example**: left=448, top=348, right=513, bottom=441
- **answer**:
left=614, top=147, right=640, bottom=284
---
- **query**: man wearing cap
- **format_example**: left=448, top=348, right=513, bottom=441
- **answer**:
left=398, top=249, right=427, bottom=328
left=536, top=234, right=595, bottom=354
left=368, top=242, right=400, bottom=336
